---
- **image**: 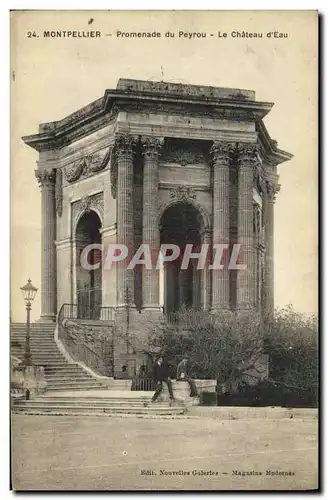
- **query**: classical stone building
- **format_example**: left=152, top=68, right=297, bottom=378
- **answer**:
left=23, top=78, right=292, bottom=375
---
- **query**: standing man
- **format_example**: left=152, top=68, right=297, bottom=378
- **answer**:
left=177, top=358, right=198, bottom=397
left=151, top=355, right=175, bottom=402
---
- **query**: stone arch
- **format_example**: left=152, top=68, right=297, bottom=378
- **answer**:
left=73, top=206, right=103, bottom=238
left=158, top=198, right=212, bottom=234
left=74, top=209, right=102, bottom=320
left=159, top=201, right=211, bottom=314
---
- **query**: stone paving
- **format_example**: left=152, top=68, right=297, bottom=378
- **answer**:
left=11, top=414, right=318, bottom=491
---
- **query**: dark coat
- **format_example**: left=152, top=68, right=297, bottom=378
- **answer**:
left=152, top=360, right=170, bottom=382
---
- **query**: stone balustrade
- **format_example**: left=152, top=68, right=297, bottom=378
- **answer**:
left=11, top=362, right=47, bottom=399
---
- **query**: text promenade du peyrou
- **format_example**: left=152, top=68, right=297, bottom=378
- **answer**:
left=40, top=29, right=289, bottom=39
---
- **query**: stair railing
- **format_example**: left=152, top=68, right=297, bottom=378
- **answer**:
left=57, top=303, right=114, bottom=376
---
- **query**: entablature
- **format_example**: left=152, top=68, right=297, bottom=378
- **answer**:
left=22, top=79, right=293, bottom=173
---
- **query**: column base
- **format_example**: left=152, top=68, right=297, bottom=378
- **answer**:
left=37, top=315, right=56, bottom=323
left=141, top=305, right=162, bottom=312
left=140, top=306, right=162, bottom=322
left=116, top=304, right=137, bottom=310
left=210, top=305, right=230, bottom=313
left=236, top=304, right=256, bottom=311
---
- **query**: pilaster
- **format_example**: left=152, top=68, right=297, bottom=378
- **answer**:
left=100, top=224, right=117, bottom=309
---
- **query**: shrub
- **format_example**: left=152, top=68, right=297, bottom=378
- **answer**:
left=148, top=308, right=265, bottom=385
left=141, top=305, right=318, bottom=407
left=264, top=306, right=318, bottom=399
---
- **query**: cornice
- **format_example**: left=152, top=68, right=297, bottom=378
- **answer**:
left=22, top=98, right=117, bottom=152
left=22, top=86, right=274, bottom=153
left=257, top=120, right=293, bottom=166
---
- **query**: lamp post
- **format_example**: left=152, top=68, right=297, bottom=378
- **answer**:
left=20, top=279, right=38, bottom=366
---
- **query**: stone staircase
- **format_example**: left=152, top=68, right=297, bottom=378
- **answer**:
left=10, top=322, right=107, bottom=391
left=12, top=392, right=186, bottom=417
left=10, top=323, right=187, bottom=417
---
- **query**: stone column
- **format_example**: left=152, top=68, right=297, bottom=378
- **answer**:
left=210, top=141, right=233, bottom=311
left=35, top=168, right=57, bottom=321
left=114, top=135, right=137, bottom=308
left=200, top=229, right=211, bottom=310
left=141, top=137, right=163, bottom=310
left=263, top=181, right=276, bottom=314
left=236, top=144, right=258, bottom=310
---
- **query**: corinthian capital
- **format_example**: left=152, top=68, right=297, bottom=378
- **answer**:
left=113, top=134, right=137, bottom=159
left=210, top=141, right=235, bottom=165
left=141, top=136, right=164, bottom=160
left=236, top=143, right=260, bottom=167
left=35, top=168, right=56, bottom=188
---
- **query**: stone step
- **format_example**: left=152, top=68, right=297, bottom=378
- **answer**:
left=12, top=343, right=55, bottom=347
left=44, top=365, right=86, bottom=371
left=46, top=373, right=95, bottom=380
left=24, top=343, right=61, bottom=347
left=33, top=363, right=68, bottom=367
left=10, top=338, right=54, bottom=349
left=13, top=404, right=185, bottom=415
left=14, top=401, right=181, bottom=409
left=29, top=351, right=65, bottom=355
left=30, top=353, right=66, bottom=358
left=11, top=330, right=55, bottom=334
left=45, top=385, right=109, bottom=391
left=11, top=328, right=55, bottom=332
left=30, top=355, right=66, bottom=359
left=11, top=322, right=109, bottom=391
left=46, top=372, right=99, bottom=379
left=29, top=350, right=59, bottom=354
left=10, top=335, right=55, bottom=345
left=45, top=379, right=107, bottom=385
left=11, top=328, right=55, bottom=331
left=46, top=379, right=106, bottom=386
left=17, top=397, right=176, bottom=408
left=44, top=365, right=82, bottom=371
left=46, top=375, right=97, bottom=382
left=11, top=334, right=55, bottom=339
left=11, top=331, right=55, bottom=335
left=29, top=350, right=65, bottom=354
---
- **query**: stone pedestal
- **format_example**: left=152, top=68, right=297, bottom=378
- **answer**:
left=11, top=365, right=48, bottom=398
left=156, top=380, right=200, bottom=406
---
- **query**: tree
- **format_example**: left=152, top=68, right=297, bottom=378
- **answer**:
left=142, top=306, right=318, bottom=404
left=146, top=307, right=265, bottom=389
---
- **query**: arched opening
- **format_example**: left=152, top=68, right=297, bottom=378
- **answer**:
left=160, top=202, right=202, bottom=314
left=75, top=210, right=102, bottom=320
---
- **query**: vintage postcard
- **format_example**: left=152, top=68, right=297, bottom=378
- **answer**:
left=10, top=10, right=318, bottom=491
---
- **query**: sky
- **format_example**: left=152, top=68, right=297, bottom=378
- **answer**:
left=10, top=10, right=318, bottom=321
